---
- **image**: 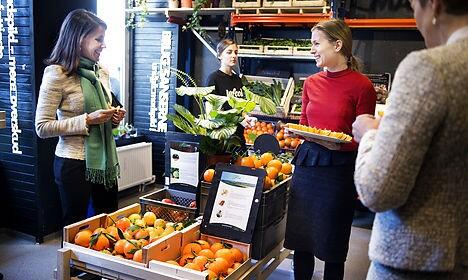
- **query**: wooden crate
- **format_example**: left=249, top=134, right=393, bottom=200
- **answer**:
left=264, top=45, right=293, bottom=55
left=238, top=44, right=264, bottom=54
left=292, top=0, right=326, bottom=7
left=244, top=75, right=295, bottom=115
left=262, top=0, right=292, bottom=8
left=148, top=222, right=252, bottom=279
left=293, top=46, right=313, bottom=56
left=232, top=0, right=262, bottom=8
left=63, top=203, right=185, bottom=268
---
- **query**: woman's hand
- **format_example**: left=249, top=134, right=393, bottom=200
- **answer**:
left=352, top=114, right=381, bottom=143
left=86, top=108, right=116, bottom=125
left=112, top=107, right=126, bottom=126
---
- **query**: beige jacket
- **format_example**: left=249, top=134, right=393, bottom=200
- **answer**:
left=355, top=36, right=468, bottom=272
left=35, top=65, right=112, bottom=160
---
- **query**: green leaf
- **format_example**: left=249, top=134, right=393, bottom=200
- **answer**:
left=173, top=104, right=197, bottom=124
left=209, top=125, right=238, bottom=140
left=104, top=233, right=117, bottom=243
left=197, top=118, right=225, bottom=129
left=205, top=94, right=228, bottom=110
left=244, top=86, right=277, bottom=115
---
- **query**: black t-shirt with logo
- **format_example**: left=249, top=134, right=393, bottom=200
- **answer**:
left=206, top=70, right=245, bottom=99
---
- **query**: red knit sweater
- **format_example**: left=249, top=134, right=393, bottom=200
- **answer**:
left=300, top=68, right=376, bottom=151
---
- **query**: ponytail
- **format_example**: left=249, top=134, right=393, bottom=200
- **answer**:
left=348, top=55, right=362, bottom=73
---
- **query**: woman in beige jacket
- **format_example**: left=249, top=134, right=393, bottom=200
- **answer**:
left=35, top=9, right=126, bottom=226
left=352, top=0, right=468, bottom=279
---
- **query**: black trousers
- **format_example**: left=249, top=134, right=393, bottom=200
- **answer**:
left=54, top=156, right=118, bottom=227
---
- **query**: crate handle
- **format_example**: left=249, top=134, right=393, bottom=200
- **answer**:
left=160, top=244, right=170, bottom=252
left=78, top=224, right=91, bottom=231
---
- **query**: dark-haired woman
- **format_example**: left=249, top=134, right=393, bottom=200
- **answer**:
left=35, top=9, right=126, bottom=226
left=284, top=19, right=376, bottom=280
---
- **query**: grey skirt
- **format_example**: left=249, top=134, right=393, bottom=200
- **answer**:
left=367, top=262, right=468, bottom=280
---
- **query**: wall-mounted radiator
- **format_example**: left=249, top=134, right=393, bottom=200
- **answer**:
left=116, top=142, right=155, bottom=192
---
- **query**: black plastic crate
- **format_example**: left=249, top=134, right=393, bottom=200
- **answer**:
left=140, top=189, right=197, bottom=223
left=256, top=177, right=290, bottom=228
left=251, top=213, right=288, bottom=260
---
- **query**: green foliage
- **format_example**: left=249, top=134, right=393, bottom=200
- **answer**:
left=126, top=0, right=149, bottom=29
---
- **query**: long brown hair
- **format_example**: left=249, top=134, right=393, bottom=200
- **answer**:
left=312, top=19, right=361, bottom=72
left=46, top=9, right=107, bottom=74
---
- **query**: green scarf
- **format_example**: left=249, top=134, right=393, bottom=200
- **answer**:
left=77, top=57, right=119, bottom=188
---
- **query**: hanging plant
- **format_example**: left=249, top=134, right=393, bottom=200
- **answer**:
left=183, top=0, right=209, bottom=36
left=126, top=0, right=150, bottom=29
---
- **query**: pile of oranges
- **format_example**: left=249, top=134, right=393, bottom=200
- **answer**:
left=243, top=121, right=275, bottom=144
left=165, top=239, right=247, bottom=279
left=73, top=211, right=185, bottom=263
left=276, top=127, right=301, bottom=150
left=236, top=152, right=293, bottom=190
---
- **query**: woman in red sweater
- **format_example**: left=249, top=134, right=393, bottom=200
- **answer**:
left=284, top=19, right=376, bottom=280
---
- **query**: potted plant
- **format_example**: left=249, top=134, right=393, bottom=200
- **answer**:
left=126, top=0, right=150, bottom=29
left=165, top=67, right=276, bottom=156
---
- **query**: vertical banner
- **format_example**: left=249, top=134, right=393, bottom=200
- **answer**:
left=149, top=30, right=172, bottom=133
left=2, top=0, right=22, bottom=154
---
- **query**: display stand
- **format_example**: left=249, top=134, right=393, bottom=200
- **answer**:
left=55, top=243, right=291, bottom=280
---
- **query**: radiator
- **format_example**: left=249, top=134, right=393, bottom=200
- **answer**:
left=116, top=142, right=155, bottom=191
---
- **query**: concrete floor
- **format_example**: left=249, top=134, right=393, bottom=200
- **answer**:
left=0, top=185, right=372, bottom=280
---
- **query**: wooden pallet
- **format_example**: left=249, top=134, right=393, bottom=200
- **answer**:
left=262, top=0, right=292, bottom=8
left=238, top=44, right=264, bottom=54
left=235, top=6, right=329, bottom=14
left=293, top=46, right=313, bottom=56
left=233, top=0, right=262, bottom=8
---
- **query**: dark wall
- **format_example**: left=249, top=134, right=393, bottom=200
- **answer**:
left=131, top=16, right=179, bottom=184
left=0, top=0, right=95, bottom=241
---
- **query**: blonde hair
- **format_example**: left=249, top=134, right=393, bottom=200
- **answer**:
left=312, top=19, right=362, bottom=72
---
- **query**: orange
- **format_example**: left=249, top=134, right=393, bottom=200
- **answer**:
left=185, top=262, right=202, bottom=271
left=253, top=158, right=263, bottom=169
left=233, top=262, right=242, bottom=269
left=133, top=249, right=143, bottom=263
left=203, top=169, right=215, bottom=183
left=143, top=211, right=156, bottom=226
left=124, top=240, right=139, bottom=259
left=210, top=242, right=224, bottom=254
left=284, top=138, right=292, bottom=147
left=266, top=166, right=278, bottom=179
left=198, top=248, right=215, bottom=259
left=115, top=217, right=131, bottom=232
left=196, top=240, right=211, bottom=250
left=74, top=229, right=92, bottom=247
left=276, top=132, right=284, bottom=141
left=279, top=140, right=285, bottom=148
left=281, top=162, right=293, bottom=175
left=91, top=234, right=110, bottom=251
left=114, top=239, right=127, bottom=255
left=134, top=228, right=149, bottom=240
left=106, top=226, right=120, bottom=241
left=230, top=248, right=244, bottom=263
left=182, top=242, right=202, bottom=256
left=227, top=267, right=235, bottom=274
left=267, top=159, right=283, bottom=171
left=240, top=157, right=255, bottom=168
left=192, top=255, right=208, bottom=270
left=214, top=248, right=234, bottom=267
left=260, top=152, right=274, bottom=166
left=290, top=139, right=299, bottom=149
left=263, top=176, right=272, bottom=191
left=93, top=227, right=107, bottom=235
left=179, top=253, right=195, bottom=266
left=207, top=257, right=229, bottom=275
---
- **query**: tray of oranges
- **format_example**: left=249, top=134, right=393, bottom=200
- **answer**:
left=287, top=123, right=353, bottom=144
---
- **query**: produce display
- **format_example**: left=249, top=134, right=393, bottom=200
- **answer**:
left=287, top=123, right=353, bottom=142
left=243, top=80, right=284, bottom=107
left=164, top=239, right=248, bottom=279
left=242, top=38, right=311, bottom=48
left=243, top=121, right=276, bottom=144
left=73, top=211, right=187, bottom=263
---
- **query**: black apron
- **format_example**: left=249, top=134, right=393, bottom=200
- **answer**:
left=284, top=141, right=357, bottom=262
